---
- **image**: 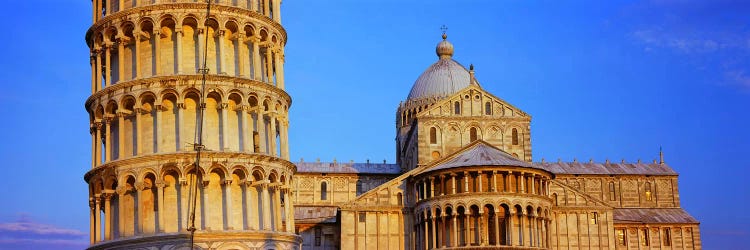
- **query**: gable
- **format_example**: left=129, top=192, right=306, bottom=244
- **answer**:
left=418, top=85, right=530, bottom=119
left=549, top=179, right=612, bottom=208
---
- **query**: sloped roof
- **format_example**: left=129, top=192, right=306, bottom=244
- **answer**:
left=534, top=162, right=677, bottom=176
left=613, top=208, right=699, bottom=224
left=417, top=141, right=547, bottom=175
left=296, top=162, right=401, bottom=174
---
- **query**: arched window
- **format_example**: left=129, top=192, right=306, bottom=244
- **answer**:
left=609, top=182, right=616, bottom=201
left=645, top=182, right=652, bottom=201
left=396, top=193, right=403, bottom=206
left=454, top=101, right=461, bottom=114
left=356, top=180, right=364, bottom=196
left=552, top=193, right=558, bottom=206
left=485, top=102, right=492, bottom=115
left=429, top=127, right=437, bottom=144
left=320, top=182, right=328, bottom=200
left=511, top=128, right=519, bottom=145
left=470, top=127, right=478, bottom=141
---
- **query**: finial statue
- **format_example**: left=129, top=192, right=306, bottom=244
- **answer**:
left=440, top=25, right=448, bottom=40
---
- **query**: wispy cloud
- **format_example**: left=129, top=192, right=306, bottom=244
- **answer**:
left=0, top=214, right=88, bottom=249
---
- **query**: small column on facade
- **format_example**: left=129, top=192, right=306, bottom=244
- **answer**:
left=217, top=30, right=227, bottom=74
left=273, top=49, right=284, bottom=89
left=492, top=171, right=498, bottom=192
left=196, top=28, right=205, bottom=73
left=200, top=180, right=210, bottom=229
left=134, top=31, right=141, bottom=78
left=283, top=187, right=293, bottom=232
left=463, top=172, right=469, bottom=193
left=422, top=214, right=429, bottom=249
left=244, top=181, right=254, bottom=229
left=104, top=117, right=112, bottom=162
left=270, top=114, right=278, bottom=156
left=505, top=171, right=512, bottom=192
left=117, top=111, right=126, bottom=159
left=90, top=125, right=96, bottom=168
left=431, top=214, right=438, bottom=249
left=220, top=103, right=229, bottom=150
left=263, top=0, right=270, bottom=17
left=116, top=186, right=127, bottom=238
left=103, top=193, right=111, bottom=240
left=452, top=213, right=458, bottom=247
left=261, top=183, right=272, bottom=230
left=104, top=44, right=112, bottom=87
left=463, top=210, right=470, bottom=246
left=265, top=47, right=273, bottom=84
left=134, top=108, right=143, bottom=155
left=175, top=29, right=183, bottom=73
left=273, top=0, right=281, bottom=22
left=135, top=182, right=144, bottom=234
left=92, top=194, right=102, bottom=242
left=252, top=37, right=262, bottom=81
left=156, top=182, right=165, bottom=232
left=95, top=47, right=102, bottom=90
left=280, top=119, right=290, bottom=160
left=257, top=110, right=267, bottom=154
left=90, top=197, right=98, bottom=243
left=530, top=175, right=536, bottom=195
left=519, top=172, right=525, bottom=193
left=274, top=185, right=283, bottom=231
left=223, top=180, right=233, bottom=229
left=477, top=171, right=483, bottom=192
left=508, top=212, right=516, bottom=246
left=451, top=174, right=457, bottom=194
left=178, top=178, right=188, bottom=232
left=154, top=104, right=163, bottom=153
left=495, top=209, right=501, bottom=245
left=237, top=33, right=247, bottom=77
left=95, top=121, right=102, bottom=164
left=90, top=52, right=96, bottom=94
left=238, top=105, right=250, bottom=152
left=429, top=177, right=435, bottom=198
left=153, top=30, right=161, bottom=75
left=176, top=103, right=185, bottom=151
left=117, top=37, right=126, bottom=83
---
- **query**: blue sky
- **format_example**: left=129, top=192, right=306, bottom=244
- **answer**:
left=0, top=0, right=748, bottom=249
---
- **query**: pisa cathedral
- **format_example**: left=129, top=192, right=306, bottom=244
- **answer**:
left=82, top=1, right=701, bottom=250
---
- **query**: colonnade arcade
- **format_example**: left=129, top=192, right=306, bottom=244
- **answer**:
left=86, top=162, right=296, bottom=244
left=89, top=12, right=286, bottom=94
left=92, top=0, right=282, bottom=27
left=415, top=203, right=551, bottom=249
left=88, top=88, right=290, bottom=167
left=414, top=170, right=551, bottom=201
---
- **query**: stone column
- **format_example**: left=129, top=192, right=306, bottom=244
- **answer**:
left=92, top=0, right=97, bottom=23
left=118, top=0, right=123, bottom=13
left=117, top=37, right=126, bottom=83
left=495, top=210, right=501, bottom=245
left=508, top=212, right=516, bottom=246
left=153, top=30, right=161, bottom=75
left=451, top=174, right=456, bottom=194
left=280, top=120, right=289, bottom=160
left=269, top=114, right=277, bottom=156
left=265, top=47, right=273, bottom=84
left=175, top=29, right=183, bottom=73
left=89, top=201, right=95, bottom=244
left=452, top=215, right=458, bottom=247
left=104, top=118, right=111, bottom=162
left=274, top=186, right=282, bottom=231
left=463, top=211, right=470, bottom=246
left=117, top=112, right=125, bottom=159
left=243, top=182, right=254, bottom=229
left=423, top=216, right=429, bottom=249
left=154, top=104, right=162, bottom=153
left=520, top=213, right=526, bottom=246
left=217, top=30, right=227, bottom=74
left=257, top=111, right=267, bottom=154
left=273, top=0, right=281, bottom=22
left=95, top=47, right=102, bottom=90
left=103, top=193, right=112, bottom=240
left=224, top=180, right=233, bottom=229
left=429, top=177, right=435, bottom=198
left=252, top=38, right=262, bottom=80
left=178, top=179, right=188, bottom=232
left=197, top=28, right=205, bottom=72
left=261, top=183, right=272, bottom=230
left=135, top=182, right=143, bottom=234
left=90, top=126, right=96, bottom=168
left=201, top=180, right=210, bottom=229
left=263, top=0, right=270, bottom=16
left=237, top=34, right=247, bottom=77
left=134, top=108, right=143, bottom=155
left=95, top=122, right=102, bottom=164
left=156, top=182, right=165, bottom=232
left=506, top=171, right=512, bottom=192
left=274, top=49, right=284, bottom=89
left=220, top=103, right=229, bottom=150
left=117, top=187, right=127, bottom=237
left=93, top=195, right=101, bottom=242
left=104, top=44, right=112, bottom=87
left=239, top=106, right=250, bottom=152
left=283, top=187, right=292, bottom=232
left=530, top=175, right=536, bottom=195
left=477, top=171, right=483, bottom=192
left=176, top=103, right=185, bottom=151
left=134, top=32, right=141, bottom=78
left=463, top=172, right=469, bottom=193
left=90, top=53, right=96, bottom=93
left=519, top=173, right=525, bottom=193
left=492, top=171, right=498, bottom=192
left=431, top=215, right=437, bottom=249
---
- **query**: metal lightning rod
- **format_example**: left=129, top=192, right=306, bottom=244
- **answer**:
left=187, top=1, right=212, bottom=249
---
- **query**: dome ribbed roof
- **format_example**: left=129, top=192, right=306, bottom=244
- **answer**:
left=406, top=35, right=472, bottom=101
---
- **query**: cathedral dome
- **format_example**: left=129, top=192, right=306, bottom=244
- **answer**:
left=406, top=34, right=473, bottom=101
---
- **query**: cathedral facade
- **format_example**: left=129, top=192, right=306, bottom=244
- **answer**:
left=83, top=1, right=700, bottom=250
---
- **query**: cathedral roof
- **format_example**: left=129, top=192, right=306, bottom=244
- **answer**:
left=418, top=140, right=548, bottom=175
left=296, top=161, right=401, bottom=174
left=406, top=34, right=477, bottom=102
left=613, top=208, right=699, bottom=224
left=535, top=161, right=677, bottom=176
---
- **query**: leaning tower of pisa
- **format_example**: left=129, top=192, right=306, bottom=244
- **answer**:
left=83, top=1, right=299, bottom=249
